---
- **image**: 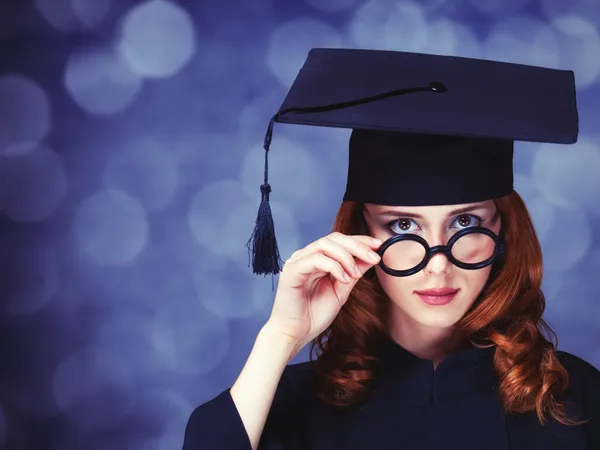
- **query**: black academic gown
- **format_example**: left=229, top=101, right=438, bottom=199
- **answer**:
left=182, top=339, right=600, bottom=449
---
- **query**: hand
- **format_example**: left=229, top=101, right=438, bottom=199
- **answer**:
left=264, top=232, right=382, bottom=352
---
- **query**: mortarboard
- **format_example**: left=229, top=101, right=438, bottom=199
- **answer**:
left=246, top=48, right=579, bottom=278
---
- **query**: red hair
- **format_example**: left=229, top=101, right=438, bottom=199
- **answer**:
left=309, top=190, right=584, bottom=426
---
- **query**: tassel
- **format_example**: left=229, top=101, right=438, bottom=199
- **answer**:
left=246, top=114, right=284, bottom=278
left=245, top=82, right=447, bottom=281
left=246, top=182, right=283, bottom=275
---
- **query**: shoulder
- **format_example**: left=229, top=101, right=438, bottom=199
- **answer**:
left=556, top=350, right=600, bottom=386
left=556, top=350, right=600, bottom=409
left=557, top=351, right=600, bottom=444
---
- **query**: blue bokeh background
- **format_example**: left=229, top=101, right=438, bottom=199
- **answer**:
left=0, top=0, right=599, bottom=448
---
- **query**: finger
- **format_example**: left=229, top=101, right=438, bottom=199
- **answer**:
left=288, top=253, right=352, bottom=286
left=285, top=234, right=381, bottom=267
left=303, top=238, right=363, bottom=280
left=333, top=233, right=383, bottom=249
left=326, top=232, right=382, bottom=267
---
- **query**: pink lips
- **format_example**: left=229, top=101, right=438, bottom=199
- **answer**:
left=415, top=287, right=459, bottom=306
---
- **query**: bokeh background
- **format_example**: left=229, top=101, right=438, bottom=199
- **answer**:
left=0, top=0, right=599, bottom=448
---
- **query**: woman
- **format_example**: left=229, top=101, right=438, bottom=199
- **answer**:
left=182, top=49, right=600, bottom=449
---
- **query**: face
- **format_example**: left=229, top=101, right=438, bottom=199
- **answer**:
left=362, top=200, right=502, bottom=330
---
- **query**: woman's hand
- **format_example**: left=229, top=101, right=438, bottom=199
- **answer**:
left=264, top=232, right=382, bottom=351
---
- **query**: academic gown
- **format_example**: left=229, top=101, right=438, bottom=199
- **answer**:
left=182, top=338, right=600, bottom=450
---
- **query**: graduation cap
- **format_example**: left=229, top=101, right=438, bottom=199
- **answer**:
left=246, top=48, right=579, bottom=277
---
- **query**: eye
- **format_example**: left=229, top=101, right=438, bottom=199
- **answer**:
left=387, top=218, right=420, bottom=235
left=451, top=214, right=483, bottom=229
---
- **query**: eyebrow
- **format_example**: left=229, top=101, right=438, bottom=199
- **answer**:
left=375, top=205, right=489, bottom=220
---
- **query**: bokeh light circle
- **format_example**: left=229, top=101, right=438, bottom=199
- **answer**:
left=0, top=75, right=51, bottom=155
left=64, top=45, right=143, bottom=116
left=119, top=0, right=197, bottom=78
left=74, top=189, right=150, bottom=266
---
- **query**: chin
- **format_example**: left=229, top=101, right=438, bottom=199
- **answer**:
left=399, top=293, right=473, bottom=329
left=411, top=311, right=463, bottom=329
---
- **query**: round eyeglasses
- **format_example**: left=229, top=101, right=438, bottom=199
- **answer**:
left=375, top=226, right=506, bottom=277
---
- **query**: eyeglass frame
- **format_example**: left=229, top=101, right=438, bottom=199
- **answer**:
left=374, top=226, right=506, bottom=277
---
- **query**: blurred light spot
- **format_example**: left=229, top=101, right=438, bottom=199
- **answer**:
left=421, top=18, right=481, bottom=59
left=138, top=386, right=194, bottom=442
left=74, top=189, right=149, bottom=266
left=237, top=88, right=287, bottom=144
left=64, top=45, right=143, bottom=116
left=266, top=17, right=343, bottom=88
left=1, top=146, right=67, bottom=222
left=482, top=16, right=560, bottom=68
left=541, top=269, right=566, bottom=303
left=0, top=75, right=50, bottom=155
left=532, top=138, right=600, bottom=216
left=152, top=296, right=230, bottom=375
left=92, top=312, right=162, bottom=378
left=551, top=15, right=600, bottom=88
left=539, top=205, right=591, bottom=271
left=134, top=389, right=192, bottom=450
left=138, top=389, right=192, bottom=427
left=349, top=0, right=427, bottom=52
left=305, top=0, right=361, bottom=12
left=469, top=0, right=532, bottom=17
left=71, top=0, right=112, bottom=28
left=7, top=243, right=60, bottom=315
left=194, top=258, right=279, bottom=319
left=240, top=138, right=329, bottom=223
left=277, top=125, right=349, bottom=179
left=514, top=174, right=557, bottom=242
left=380, top=1, right=427, bottom=52
left=546, top=272, right=598, bottom=342
left=194, top=273, right=242, bottom=319
left=35, top=0, right=84, bottom=31
left=118, top=0, right=196, bottom=78
left=53, top=347, right=137, bottom=430
left=173, top=133, right=248, bottom=189
left=541, top=0, right=600, bottom=25
left=103, top=137, right=179, bottom=212
left=187, top=179, right=251, bottom=257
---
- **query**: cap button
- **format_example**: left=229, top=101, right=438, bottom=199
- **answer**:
left=429, top=81, right=447, bottom=92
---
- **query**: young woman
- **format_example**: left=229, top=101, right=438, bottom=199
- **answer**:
left=182, top=49, right=600, bottom=450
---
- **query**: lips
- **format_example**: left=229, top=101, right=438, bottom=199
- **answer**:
left=415, top=287, right=459, bottom=296
left=415, top=288, right=460, bottom=306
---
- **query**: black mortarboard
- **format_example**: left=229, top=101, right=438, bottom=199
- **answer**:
left=246, top=48, right=579, bottom=278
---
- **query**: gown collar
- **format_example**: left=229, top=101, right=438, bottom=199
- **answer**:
left=376, top=337, right=498, bottom=406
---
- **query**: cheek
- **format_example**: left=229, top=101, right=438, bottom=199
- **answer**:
left=374, top=267, right=411, bottom=298
left=461, top=266, right=493, bottom=300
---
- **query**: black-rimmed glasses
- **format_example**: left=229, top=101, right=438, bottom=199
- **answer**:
left=375, top=226, right=505, bottom=277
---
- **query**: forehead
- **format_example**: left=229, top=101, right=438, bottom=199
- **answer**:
left=363, top=200, right=496, bottom=217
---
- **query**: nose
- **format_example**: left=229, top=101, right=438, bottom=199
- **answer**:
left=424, top=252, right=451, bottom=275
left=424, top=234, right=451, bottom=275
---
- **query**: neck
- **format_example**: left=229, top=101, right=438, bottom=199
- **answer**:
left=387, top=305, right=465, bottom=366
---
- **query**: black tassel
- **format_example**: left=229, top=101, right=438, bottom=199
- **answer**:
left=246, top=114, right=284, bottom=278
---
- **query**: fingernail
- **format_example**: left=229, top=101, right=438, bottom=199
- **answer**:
left=353, top=266, right=362, bottom=277
left=368, top=251, right=380, bottom=262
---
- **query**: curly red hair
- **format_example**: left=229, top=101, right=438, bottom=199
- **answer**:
left=309, top=190, right=583, bottom=426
